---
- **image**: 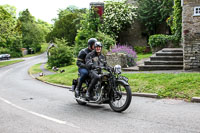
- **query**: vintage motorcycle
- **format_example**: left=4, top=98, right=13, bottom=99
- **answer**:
left=72, top=65, right=132, bottom=112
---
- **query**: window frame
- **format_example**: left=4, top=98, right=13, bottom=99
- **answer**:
left=194, top=6, right=200, bottom=16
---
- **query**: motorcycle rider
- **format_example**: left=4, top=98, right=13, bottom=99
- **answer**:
left=75, top=38, right=97, bottom=97
left=85, top=41, right=109, bottom=100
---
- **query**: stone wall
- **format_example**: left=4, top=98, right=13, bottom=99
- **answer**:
left=119, top=0, right=170, bottom=47
left=182, top=0, right=200, bottom=70
left=119, top=20, right=147, bottom=46
left=106, top=53, right=133, bottom=68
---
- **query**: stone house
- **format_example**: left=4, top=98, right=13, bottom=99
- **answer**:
left=182, top=0, right=200, bottom=70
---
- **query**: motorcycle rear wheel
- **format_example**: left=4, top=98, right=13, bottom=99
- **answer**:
left=109, top=82, right=132, bottom=112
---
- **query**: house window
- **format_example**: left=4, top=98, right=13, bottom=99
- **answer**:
left=194, top=6, right=200, bottom=16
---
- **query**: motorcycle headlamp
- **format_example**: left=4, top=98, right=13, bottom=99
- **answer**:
left=114, top=65, right=121, bottom=74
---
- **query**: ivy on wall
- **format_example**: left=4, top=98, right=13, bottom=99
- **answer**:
left=148, top=0, right=182, bottom=49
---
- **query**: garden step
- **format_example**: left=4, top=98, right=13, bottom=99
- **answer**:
left=161, top=48, right=183, bottom=52
left=156, top=51, right=183, bottom=56
left=144, top=60, right=183, bottom=65
left=139, top=65, right=183, bottom=71
left=150, top=55, right=183, bottom=61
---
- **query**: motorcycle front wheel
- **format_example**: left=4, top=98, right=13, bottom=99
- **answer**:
left=109, top=82, right=132, bottom=112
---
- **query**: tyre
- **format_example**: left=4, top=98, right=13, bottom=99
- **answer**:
left=109, top=82, right=132, bottom=112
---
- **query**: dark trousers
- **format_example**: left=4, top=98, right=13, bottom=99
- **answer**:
left=77, top=68, right=89, bottom=90
left=87, top=70, right=100, bottom=93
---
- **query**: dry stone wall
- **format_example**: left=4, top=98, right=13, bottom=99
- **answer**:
left=182, top=0, right=200, bottom=69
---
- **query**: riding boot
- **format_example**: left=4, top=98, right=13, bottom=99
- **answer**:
left=86, top=79, right=96, bottom=100
left=75, top=79, right=81, bottom=97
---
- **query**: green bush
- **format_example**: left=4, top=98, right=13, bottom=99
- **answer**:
left=148, top=34, right=176, bottom=48
left=74, top=8, right=115, bottom=56
left=10, top=51, right=22, bottom=58
left=74, top=29, right=95, bottom=56
left=96, top=32, right=115, bottom=50
left=134, top=46, right=146, bottom=54
left=47, top=39, right=74, bottom=68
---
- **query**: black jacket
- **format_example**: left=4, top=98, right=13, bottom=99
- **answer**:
left=85, top=50, right=107, bottom=70
left=76, top=48, right=92, bottom=68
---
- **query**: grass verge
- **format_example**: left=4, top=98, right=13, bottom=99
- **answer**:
left=29, top=54, right=200, bottom=101
left=29, top=63, right=43, bottom=74
left=38, top=63, right=78, bottom=86
left=122, top=73, right=200, bottom=101
left=0, top=59, right=24, bottom=67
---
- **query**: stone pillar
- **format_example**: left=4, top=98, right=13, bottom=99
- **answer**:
left=182, top=0, right=200, bottom=70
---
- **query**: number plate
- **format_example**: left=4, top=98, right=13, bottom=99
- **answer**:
left=119, top=76, right=128, bottom=82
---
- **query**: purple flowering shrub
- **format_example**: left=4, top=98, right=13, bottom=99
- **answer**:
left=109, top=45, right=137, bottom=66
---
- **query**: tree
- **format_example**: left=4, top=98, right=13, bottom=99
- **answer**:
left=2, top=4, right=17, bottom=18
left=47, top=39, right=74, bottom=67
left=74, top=9, right=115, bottom=56
left=18, top=9, right=46, bottom=53
left=46, top=6, right=86, bottom=46
left=100, top=0, right=136, bottom=39
left=137, top=0, right=173, bottom=36
left=0, top=6, right=22, bottom=57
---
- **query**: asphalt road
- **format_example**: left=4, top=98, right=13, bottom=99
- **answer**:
left=0, top=53, right=200, bottom=133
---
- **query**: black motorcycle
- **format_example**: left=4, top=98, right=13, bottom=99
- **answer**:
left=72, top=65, right=132, bottom=112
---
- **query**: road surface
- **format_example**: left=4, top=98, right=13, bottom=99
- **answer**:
left=0, top=53, right=200, bottom=133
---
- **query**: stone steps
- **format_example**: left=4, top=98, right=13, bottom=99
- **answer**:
left=139, top=65, right=183, bottom=71
left=144, top=60, right=183, bottom=65
left=150, top=55, right=183, bottom=61
left=156, top=51, right=183, bottom=56
left=138, top=48, right=183, bottom=71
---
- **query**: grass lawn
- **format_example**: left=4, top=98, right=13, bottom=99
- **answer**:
left=29, top=63, right=43, bottom=74
left=29, top=53, right=200, bottom=101
left=122, top=73, right=200, bottom=101
left=0, top=59, right=24, bottom=67
left=137, top=53, right=152, bottom=61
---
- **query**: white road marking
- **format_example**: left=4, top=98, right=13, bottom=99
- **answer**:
left=0, top=96, right=79, bottom=128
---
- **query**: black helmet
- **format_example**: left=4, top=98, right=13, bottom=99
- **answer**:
left=88, top=38, right=97, bottom=48
left=94, top=41, right=102, bottom=48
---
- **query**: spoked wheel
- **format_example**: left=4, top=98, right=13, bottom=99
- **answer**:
left=109, top=82, right=132, bottom=112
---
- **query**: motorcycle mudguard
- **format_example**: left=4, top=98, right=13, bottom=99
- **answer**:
left=116, top=80, right=129, bottom=86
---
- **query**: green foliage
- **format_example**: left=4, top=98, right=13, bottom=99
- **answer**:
left=148, top=34, right=176, bottom=48
left=148, top=0, right=182, bottom=48
left=2, top=4, right=17, bottom=18
left=0, top=6, right=22, bottom=57
left=18, top=9, right=50, bottom=53
left=137, top=0, right=173, bottom=36
left=46, top=7, right=86, bottom=46
left=171, top=0, right=182, bottom=42
left=100, top=0, right=136, bottom=39
left=134, top=46, right=146, bottom=54
left=74, top=9, right=115, bottom=56
left=47, top=39, right=74, bottom=68
left=96, top=32, right=116, bottom=50
left=0, top=47, right=10, bottom=54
